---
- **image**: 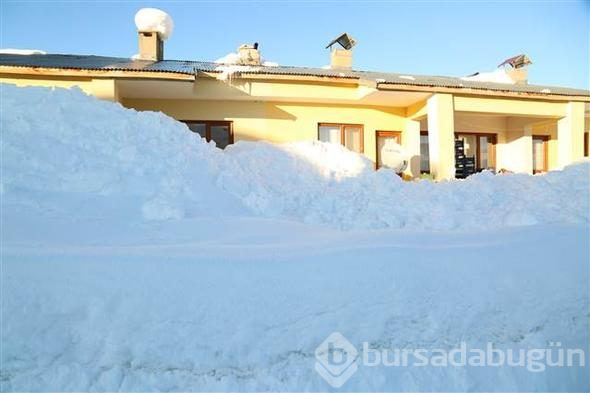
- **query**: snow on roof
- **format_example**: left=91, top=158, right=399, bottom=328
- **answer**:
left=134, top=8, right=174, bottom=40
left=461, top=68, right=515, bottom=84
left=215, top=52, right=240, bottom=65
left=215, top=51, right=279, bottom=67
left=0, top=49, right=46, bottom=55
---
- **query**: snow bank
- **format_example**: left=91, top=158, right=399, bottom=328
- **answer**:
left=0, top=84, right=244, bottom=221
left=2, top=84, right=589, bottom=230
left=134, top=8, right=174, bottom=40
left=219, top=142, right=589, bottom=230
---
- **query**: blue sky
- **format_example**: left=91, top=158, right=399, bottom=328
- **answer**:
left=2, top=1, right=589, bottom=88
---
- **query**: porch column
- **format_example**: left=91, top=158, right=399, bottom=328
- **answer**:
left=557, top=101, right=585, bottom=168
left=403, top=119, right=421, bottom=178
left=500, top=121, right=533, bottom=174
left=427, top=93, right=455, bottom=180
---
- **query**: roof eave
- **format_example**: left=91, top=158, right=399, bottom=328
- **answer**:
left=0, top=65, right=195, bottom=81
left=377, top=82, right=590, bottom=102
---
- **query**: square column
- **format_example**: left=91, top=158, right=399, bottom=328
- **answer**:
left=403, top=119, right=421, bottom=178
left=498, top=122, right=532, bottom=174
left=427, top=93, right=455, bottom=180
left=557, top=102, right=585, bottom=168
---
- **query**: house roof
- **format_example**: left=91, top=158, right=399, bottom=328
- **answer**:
left=1, top=53, right=589, bottom=98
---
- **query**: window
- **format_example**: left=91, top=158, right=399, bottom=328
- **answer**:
left=455, top=133, right=497, bottom=171
left=585, top=132, right=589, bottom=157
left=532, top=135, right=549, bottom=174
left=376, top=131, right=402, bottom=169
left=183, top=121, right=233, bottom=149
left=420, top=131, right=430, bottom=173
left=318, top=123, right=364, bottom=153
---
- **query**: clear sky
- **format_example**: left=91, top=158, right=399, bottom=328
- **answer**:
left=1, top=0, right=589, bottom=89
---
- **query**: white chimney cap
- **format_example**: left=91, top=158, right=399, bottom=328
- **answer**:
left=134, top=8, right=174, bottom=40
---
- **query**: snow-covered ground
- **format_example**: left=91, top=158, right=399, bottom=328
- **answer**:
left=1, top=85, right=589, bottom=391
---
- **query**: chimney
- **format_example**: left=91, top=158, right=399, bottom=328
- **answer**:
left=134, top=8, right=174, bottom=62
left=498, top=54, right=532, bottom=85
left=326, top=33, right=357, bottom=70
left=138, top=31, right=164, bottom=61
left=237, top=43, right=261, bottom=65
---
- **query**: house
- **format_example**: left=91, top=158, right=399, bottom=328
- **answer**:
left=1, top=17, right=589, bottom=180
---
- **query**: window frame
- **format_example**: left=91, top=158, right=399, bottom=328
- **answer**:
left=182, top=120, right=234, bottom=147
left=317, top=123, right=364, bottom=153
left=585, top=132, right=589, bottom=157
left=532, top=135, right=550, bottom=174
left=375, top=130, right=402, bottom=169
left=454, top=132, right=497, bottom=171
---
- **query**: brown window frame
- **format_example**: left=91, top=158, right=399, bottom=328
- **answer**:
left=375, top=130, right=402, bottom=169
left=532, top=135, right=550, bottom=174
left=585, top=132, right=589, bottom=157
left=317, top=123, right=364, bottom=153
left=454, top=132, right=497, bottom=171
left=181, top=120, right=234, bottom=146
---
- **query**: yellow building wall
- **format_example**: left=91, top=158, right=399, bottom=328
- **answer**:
left=0, top=74, right=119, bottom=101
left=122, top=98, right=406, bottom=163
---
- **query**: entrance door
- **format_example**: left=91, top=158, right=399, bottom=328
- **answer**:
left=532, top=135, right=549, bottom=174
left=455, top=133, right=496, bottom=171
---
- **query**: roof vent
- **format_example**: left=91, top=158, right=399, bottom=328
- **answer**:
left=327, top=33, right=357, bottom=70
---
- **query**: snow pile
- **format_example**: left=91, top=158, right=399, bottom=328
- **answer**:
left=215, top=52, right=241, bottom=64
left=2, top=84, right=589, bottom=231
left=219, top=142, right=589, bottom=230
left=462, top=68, right=515, bottom=84
left=134, top=8, right=174, bottom=40
left=0, top=84, right=243, bottom=221
left=215, top=64, right=255, bottom=81
left=0, top=48, right=46, bottom=55
left=215, top=49, right=279, bottom=68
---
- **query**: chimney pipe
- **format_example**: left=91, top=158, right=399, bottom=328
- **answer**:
left=134, top=8, right=173, bottom=62
left=326, top=33, right=357, bottom=70
left=330, top=49, right=353, bottom=70
left=138, top=31, right=163, bottom=61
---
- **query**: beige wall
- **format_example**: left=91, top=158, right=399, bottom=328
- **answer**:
left=3, top=73, right=588, bottom=179
left=122, top=98, right=406, bottom=163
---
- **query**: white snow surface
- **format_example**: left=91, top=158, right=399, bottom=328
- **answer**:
left=134, top=8, right=174, bottom=40
left=462, top=68, right=515, bottom=84
left=215, top=51, right=279, bottom=67
left=1, top=84, right=589, bottom=391
left=2, top=84, right=589, bottom=231
left=0, top=48, right=46, bottom=55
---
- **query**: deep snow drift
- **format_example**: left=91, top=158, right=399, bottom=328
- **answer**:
left=1, top=84, right=589, bottom=391
left=2, top=84, right=589, bottom=230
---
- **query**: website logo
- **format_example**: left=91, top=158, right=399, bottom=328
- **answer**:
left=315, top=332, right=359, bottom=388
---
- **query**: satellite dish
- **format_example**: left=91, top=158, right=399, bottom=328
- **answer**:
left=326, top=33, right=357, bottom=50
